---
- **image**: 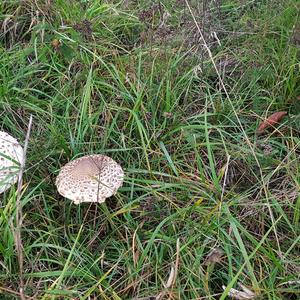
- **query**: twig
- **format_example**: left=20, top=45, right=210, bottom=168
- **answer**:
left=0, top=286, right=34, bottom=300
left=15, top=115, right=33, bottom=300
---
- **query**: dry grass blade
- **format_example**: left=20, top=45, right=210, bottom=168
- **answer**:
left=222, top=283, right=256, bottom=300
left=156, top=238, right=180, bottom=300
left=14, top=115, right=33, bottom=300
left=132, top=225, right=141, bottom=268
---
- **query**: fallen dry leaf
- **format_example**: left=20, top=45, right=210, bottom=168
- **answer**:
left=51, top=39, right=60, bottom=49
left=203, top=247, right=224, bottom=265
left=257, top=111, right=287, bottom=133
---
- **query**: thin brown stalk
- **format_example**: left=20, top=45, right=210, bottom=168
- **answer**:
left=0, top=286, right=35, bottom=300
left=15, top=115, right=33, bottom=300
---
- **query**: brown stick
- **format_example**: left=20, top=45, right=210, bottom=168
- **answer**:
left=15, top=115, right=33, bottom=300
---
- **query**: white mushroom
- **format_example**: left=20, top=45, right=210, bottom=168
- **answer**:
left=0, top=131, right=24, bottom=194
left=55, top=154, right=124, bottom=204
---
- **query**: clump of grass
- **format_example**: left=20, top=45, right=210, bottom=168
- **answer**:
left=0, top=0, right=299, bottom=299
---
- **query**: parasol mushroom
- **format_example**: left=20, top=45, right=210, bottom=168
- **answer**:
left=55, top=154, right=124, bottom=204
left=0, top=131, right=24, bottom=193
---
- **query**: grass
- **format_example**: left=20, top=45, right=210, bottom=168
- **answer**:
left=0, top=0, right=299, bottom=299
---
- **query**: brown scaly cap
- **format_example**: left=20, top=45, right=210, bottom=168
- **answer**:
left=55, top=154, right=124, bottom=204
left=0, top=131, right=23, bottom=193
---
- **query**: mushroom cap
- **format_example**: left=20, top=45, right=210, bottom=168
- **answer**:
left=55, top=154, right=124, bottom=204
left=0, top=131, right=23, bottom=194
